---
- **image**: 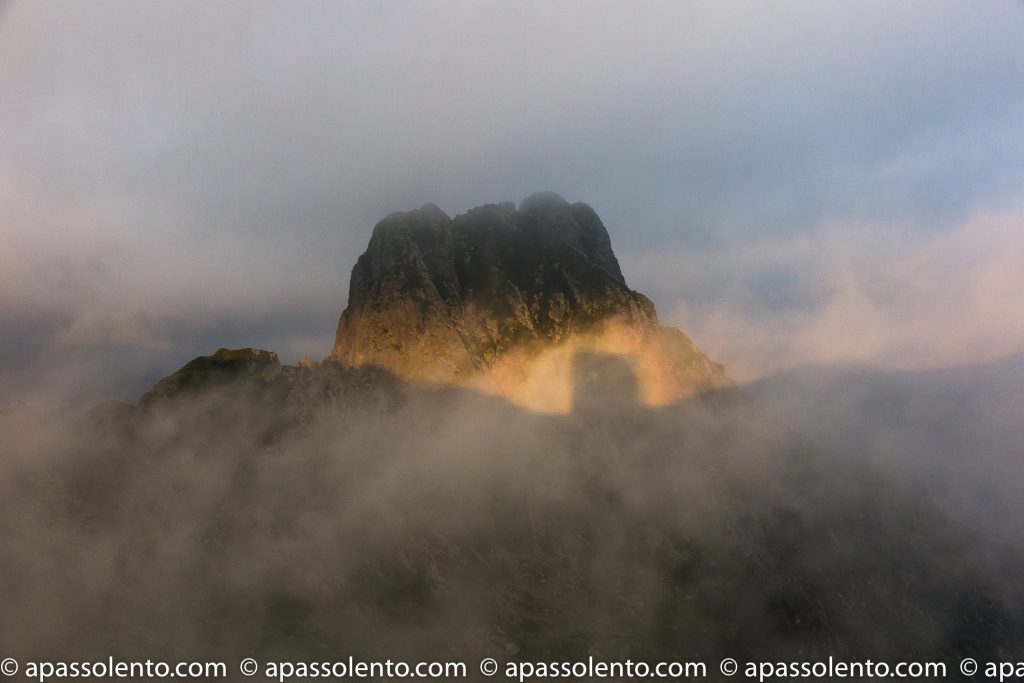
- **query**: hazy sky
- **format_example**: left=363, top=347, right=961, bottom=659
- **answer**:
left=2, top=0, right=1023, bottom=401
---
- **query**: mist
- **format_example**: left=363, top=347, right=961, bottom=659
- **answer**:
left=2, top=355, right=1020, bottom=672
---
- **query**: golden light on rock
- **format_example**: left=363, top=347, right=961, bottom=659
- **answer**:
left=466, top=317, right=730, bottom=415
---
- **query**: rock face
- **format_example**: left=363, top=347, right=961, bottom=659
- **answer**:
left=330, top=193, right=728, bottom=408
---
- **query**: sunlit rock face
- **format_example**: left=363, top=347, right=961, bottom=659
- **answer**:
left=330, top=193, right=729, bottom=411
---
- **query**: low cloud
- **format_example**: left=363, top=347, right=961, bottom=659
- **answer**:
left=636, top=205, right=1024, bottom=382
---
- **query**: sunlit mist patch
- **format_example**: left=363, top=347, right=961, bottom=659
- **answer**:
left=465, top=318, right=730, bottom=414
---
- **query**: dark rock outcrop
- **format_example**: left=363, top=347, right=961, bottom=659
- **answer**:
left=139, top=347, right=281, bottom=408
left=330, top=193, right=727, bottom=404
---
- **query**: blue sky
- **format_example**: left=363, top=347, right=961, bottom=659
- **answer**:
left=2, top=0, right=1023, bottom=400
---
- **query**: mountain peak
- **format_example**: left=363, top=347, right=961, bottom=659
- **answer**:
left=330, top=195, right=727, bottom=410
left=139, top=347, right=280, bottom=408
left=417, top=202, right=451, bottom=221
left=518, top=191, right=569, bottom=212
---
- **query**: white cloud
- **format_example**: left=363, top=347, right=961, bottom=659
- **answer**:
left=653, top=206, right=1024, bottom=382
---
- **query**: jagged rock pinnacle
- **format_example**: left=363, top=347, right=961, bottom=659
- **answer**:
left=330, top=194, right=728, bottom=407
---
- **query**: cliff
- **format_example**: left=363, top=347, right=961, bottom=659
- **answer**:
left=330, top=193, right=728, bottom=410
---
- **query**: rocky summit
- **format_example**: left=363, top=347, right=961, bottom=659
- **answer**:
left=330, top=192, right=728, bottom=410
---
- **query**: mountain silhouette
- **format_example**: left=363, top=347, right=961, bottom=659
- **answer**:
left=329, top=193, right=727, bottom=410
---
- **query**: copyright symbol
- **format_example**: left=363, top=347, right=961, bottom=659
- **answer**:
left=1, top=659, right=18, bottom=676
left=480, top=658, right=499, bottom=676
left=240, top=658, right=258, bottom=676
left=960, top=658, right=978, bottom=676
left=720, top=658, right=738, bottom=676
